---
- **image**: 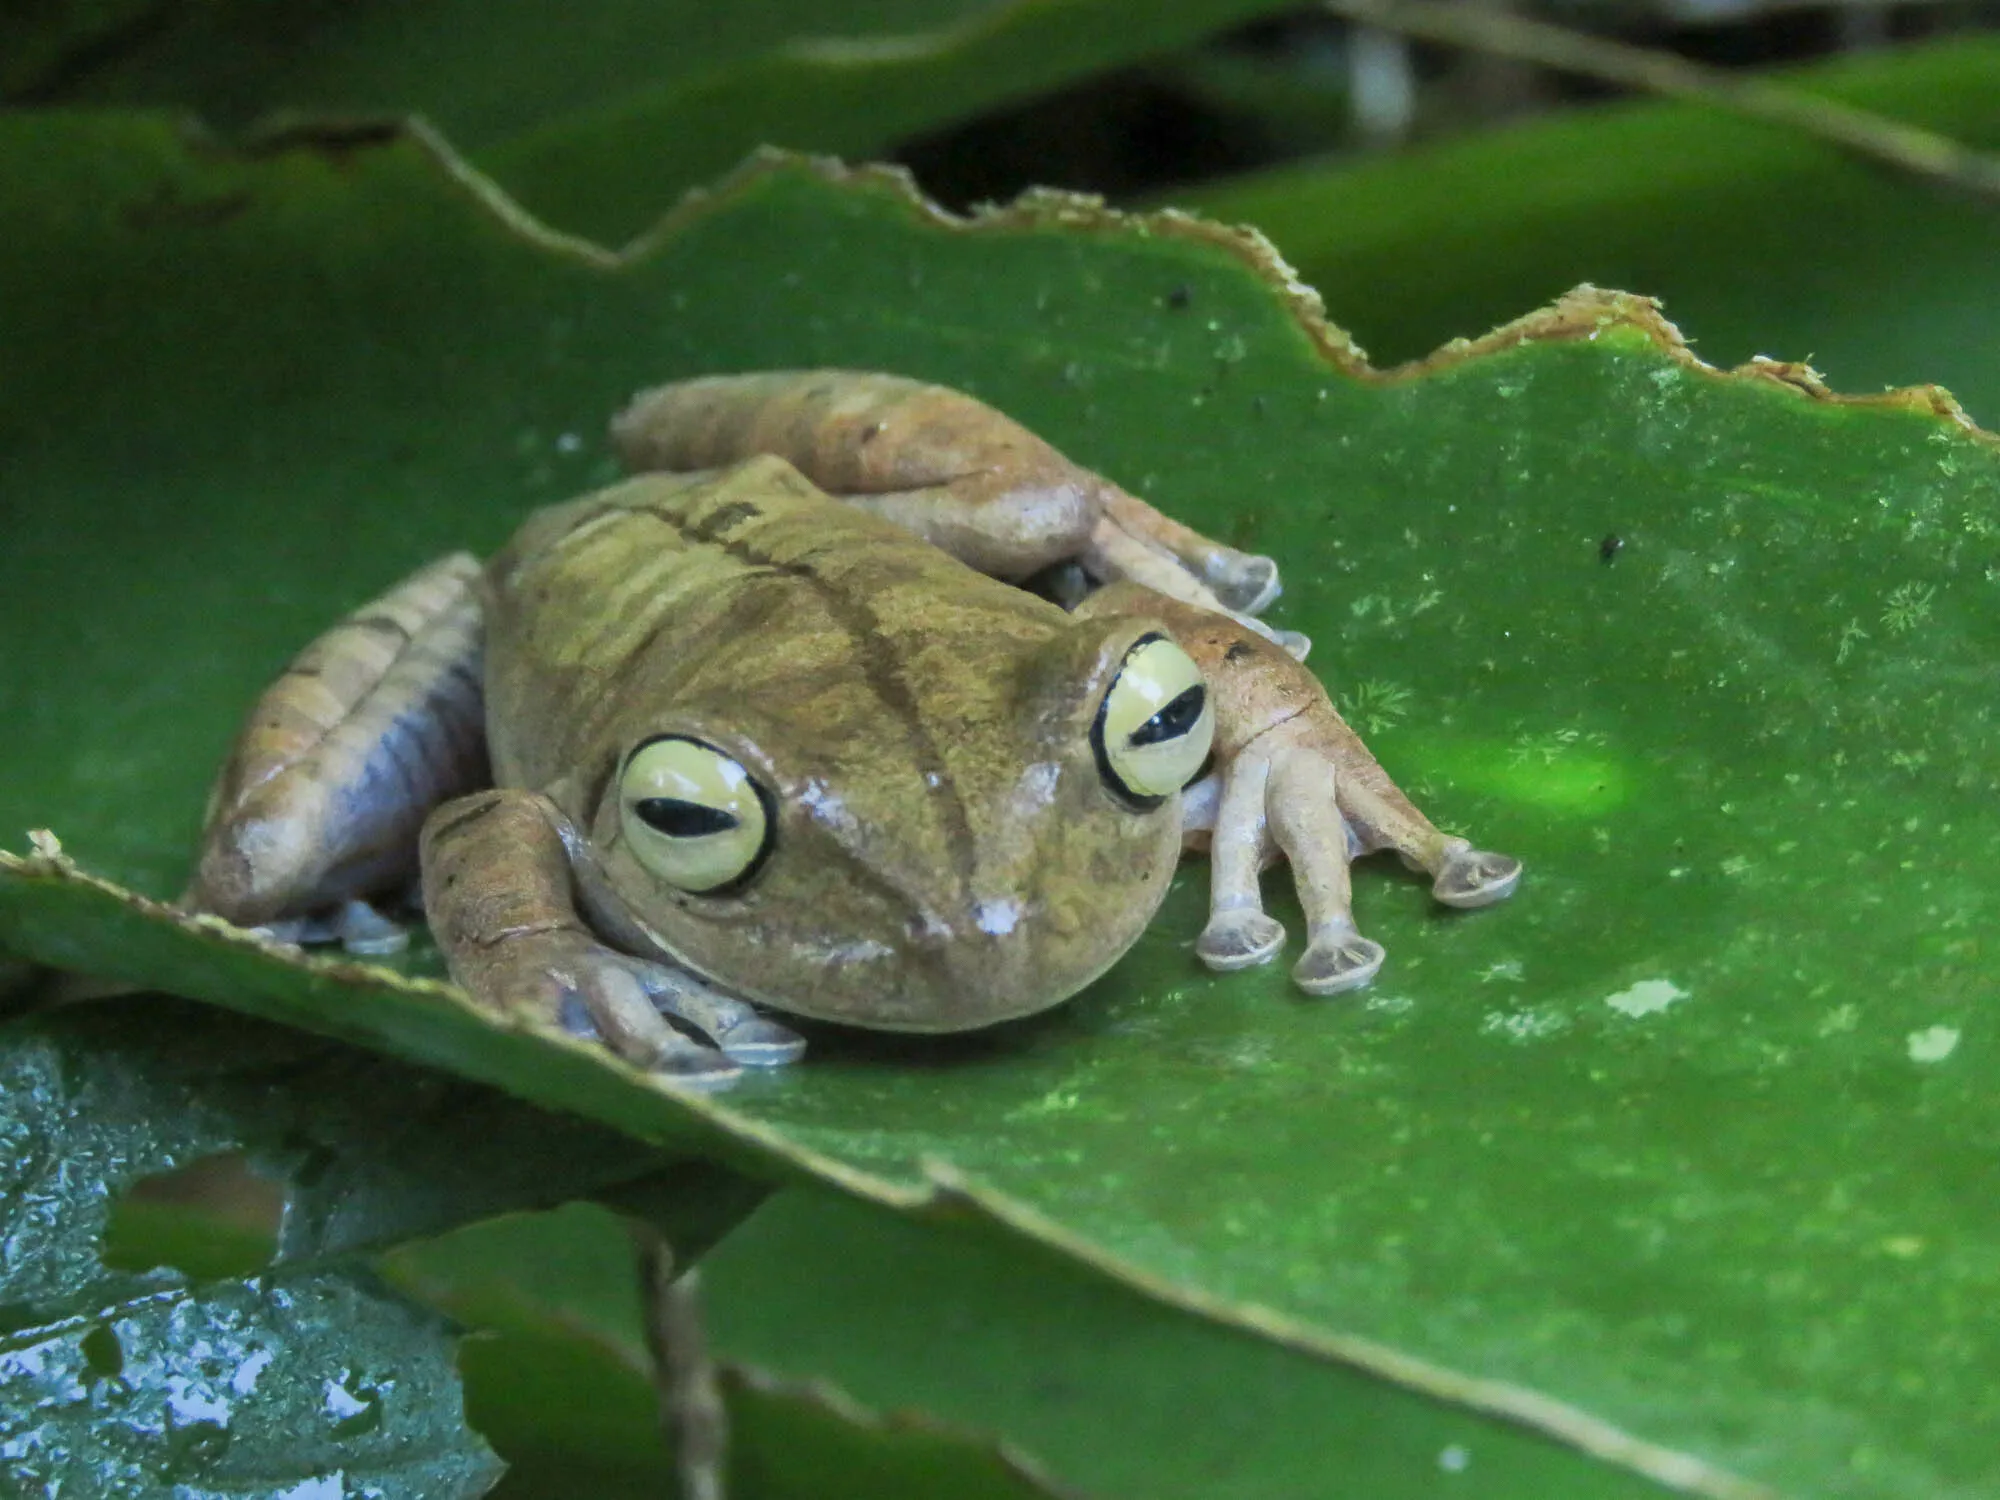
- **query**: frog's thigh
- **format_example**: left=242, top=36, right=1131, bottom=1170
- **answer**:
left=420, top=790, right=745, bottom=1084
left=185, top=554, right=487, bottom=934
left=612, top=370, right=1279, bottom=615
left=1265, top=744, right=1386, bottom=996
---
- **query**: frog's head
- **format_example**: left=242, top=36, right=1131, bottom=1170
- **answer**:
left=580, top=611, right=1212, bottom=1031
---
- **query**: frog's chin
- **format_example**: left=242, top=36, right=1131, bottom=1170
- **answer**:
left=684, top=890, right=1167, bottom=1033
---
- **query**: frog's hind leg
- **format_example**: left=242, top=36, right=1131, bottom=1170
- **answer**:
left=420, top=790, right=802, bottom=1085
left=610, top=371, right=1282, bottom=620
left=183, top=554, right=488, bottom=949
left=1092, top=488, right=1280, bottom=615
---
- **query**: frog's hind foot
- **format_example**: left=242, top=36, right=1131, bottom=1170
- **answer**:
left=1095, top=488, right=1281, bottom=616
left=1291, top=925, right=1386, bottom=997
left=183, top=552, right=487, bottom=938
left=1429, top=842, right=1523, bottom=909
left=1201, top=551, right=1281, bottom=616
left=256, top=897, right=412, bottom=957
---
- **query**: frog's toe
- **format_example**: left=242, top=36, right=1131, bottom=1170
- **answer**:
left=1292, top=931, right=1385, bottom=996
left=1433, top=846, right=1523, bottom=909
left=1273, top=629, right=1311, bottom=662
left=649, top=1037, right=743, bottom=1089
left=1208, top=554, right=1281, bottom=615
left=714, top=1015, right=808, bottom=1068
left=550, top=959, right=743, bottom=1087
left=1197, top=910, right=1286, bottom=971
left=333, top=898, right=412, bottom=957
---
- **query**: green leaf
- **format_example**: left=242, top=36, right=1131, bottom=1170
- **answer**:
left=14, top=0, right=1299, bottom=241
left=392, top=1191, right=1679, bottom=1499
left=387, top=1202, right=1079, bottom=1500
left=0, top=991, right=667, bottom=1279
left=0, top=1000, right=509, bottom=1497
left=1172, top=33, right=2000, bottom=425
left=3, top=1267, right=500, bottom=1499
left=0, top=991, right=760, bottom=1497
left=7, top=113, right=2000, bottom=1495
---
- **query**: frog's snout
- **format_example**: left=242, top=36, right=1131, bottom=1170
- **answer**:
left=878, top=882, right=1142, bottom=1031
left=901, top=895, right=1048, bottom=1024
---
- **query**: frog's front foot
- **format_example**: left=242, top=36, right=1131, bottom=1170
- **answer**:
left=1196, top=907, right=1287, bottom=971
left=1291, top=923, right=1386, bottom=997
left=1429, top=841, right=1523, bottom=909
left=487, top=930, right=813, bottom=1088
left=528, top=939, right=746, bottom=1087
left=420, top=788, right=806, bottom=1087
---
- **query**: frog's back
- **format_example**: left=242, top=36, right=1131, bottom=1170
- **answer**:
left=483, top=455, right=1068, bottom=796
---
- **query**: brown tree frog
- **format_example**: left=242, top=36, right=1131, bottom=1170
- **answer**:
left=184, top=373, right=1518, bottom=1084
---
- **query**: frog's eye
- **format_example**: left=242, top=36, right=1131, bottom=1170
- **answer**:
left=619, top=736, right=774, bottom=894
left=1093, top=634, right=1214, bottom=809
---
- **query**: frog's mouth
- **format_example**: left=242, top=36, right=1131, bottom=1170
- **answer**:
left=574, top=792, right=1182, bottom=1033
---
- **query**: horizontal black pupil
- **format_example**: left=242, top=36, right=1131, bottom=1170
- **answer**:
left=634, top=797, right=738, bottom=838
left=1129, top=684, right=1205, bottom=748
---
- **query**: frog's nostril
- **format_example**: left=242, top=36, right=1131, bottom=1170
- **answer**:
left=902, top=910, right=954, bottom=950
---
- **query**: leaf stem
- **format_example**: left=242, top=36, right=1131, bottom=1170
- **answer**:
left=1323, top=0, right=2000, bottom=200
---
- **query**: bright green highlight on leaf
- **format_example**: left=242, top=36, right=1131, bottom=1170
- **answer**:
left=1417, top=736, right=1631, bottom=817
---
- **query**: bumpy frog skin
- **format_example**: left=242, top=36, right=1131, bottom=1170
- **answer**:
left=185, top=373, right=1519, bottom=1084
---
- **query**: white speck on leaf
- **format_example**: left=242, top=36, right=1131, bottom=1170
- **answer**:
left=231, top=1347, right=275, bottom=1395
left=1606, top=979, right=1687, bottom=1018
left=1907, top=1025, right=1960, bottom=1063
left=324, top=1381, right=370, bottom=1420
left=1481, top=1007, right=1568, bottom=1041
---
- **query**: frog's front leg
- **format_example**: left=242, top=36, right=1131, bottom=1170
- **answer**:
left=183, top=554, right=488, bottom=951
left=420, top=790, right=804, bottom=1086
left=1087, top=583, right=1521, bottom=994
left=1195, top=721, right=1387, bottom=994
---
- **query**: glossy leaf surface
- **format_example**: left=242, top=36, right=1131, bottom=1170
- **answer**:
left=1177, top=35, right=2000, bottom=425
left=0, top=999, right=512, bottom=1497
left=5, top=113, right=2000, bottom=1497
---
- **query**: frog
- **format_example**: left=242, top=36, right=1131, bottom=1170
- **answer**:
left=183, top=372, right=1519, bottom=1085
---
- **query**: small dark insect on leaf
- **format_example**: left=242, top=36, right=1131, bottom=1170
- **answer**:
left=1165, top=284, right=1192, bottom=310
left=1599, top=533, right=1624, bottom=563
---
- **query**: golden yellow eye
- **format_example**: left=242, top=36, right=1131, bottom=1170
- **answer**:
left=1093, top=635, right=1213, bottom=807
left=619, top=737, right=773, bottom=894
